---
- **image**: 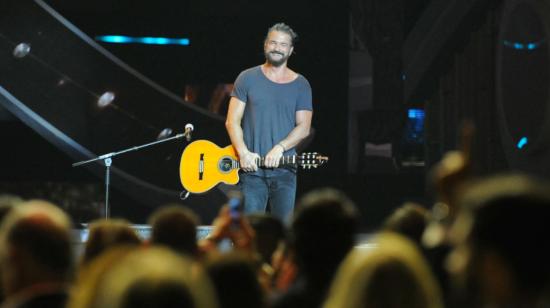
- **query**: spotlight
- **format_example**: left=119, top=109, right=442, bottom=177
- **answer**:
left=157, top=128, right=173, bottom=140
left=95, top=35, right=190, bottom=46
left=97, top=91, right=115, bottom=108
left=517, top=137, right=528, bottom=149
left=13, top=43, right=31, bottom=58
left=57, top=78, right=67, bottom=86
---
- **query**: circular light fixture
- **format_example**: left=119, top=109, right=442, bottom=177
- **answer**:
left=13, top=43, right=31, bottom=58
left=97, top=91, right=115, bottom=108
left=157, top=128, right=173, bottom=140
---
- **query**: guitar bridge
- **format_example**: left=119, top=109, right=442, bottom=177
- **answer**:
left=199, top=153, right=204, bottom=180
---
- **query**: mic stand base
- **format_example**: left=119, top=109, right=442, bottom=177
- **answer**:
left=72, top=132, right=187, bottom=220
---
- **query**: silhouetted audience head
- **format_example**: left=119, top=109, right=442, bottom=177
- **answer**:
left=80, top=218, right=141, bottom=266
left=0, top=194, right=23, bottom=301
left=148, top=205, right=200, bottom=257
left=0, top=199, right=73, bottom=306
left=246, top=213, right=285, bottom=265
left=0, top=194, right=23, bottom=222
left=382, top=202, right=430, bottom=244
left=91, top=247, right=218, bottom=308
left=447, top=173, right=550, bottom=308
left=290, top=188, right=358, bottom=283
left=272, top=188, right=358, bottom=308
left=205, top=251, right=265, bottom=308
left=324, top=232, right=443, bottom=308
left=68, top=246, right=138, bottom=308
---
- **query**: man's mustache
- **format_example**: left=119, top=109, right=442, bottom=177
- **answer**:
left=269, top=51, right=284, bottom=56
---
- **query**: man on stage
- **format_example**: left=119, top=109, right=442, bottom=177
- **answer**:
left=225, top=22, right=313, bottom=223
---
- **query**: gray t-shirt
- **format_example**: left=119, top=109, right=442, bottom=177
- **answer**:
left=231, top=65, right=313, bottom=176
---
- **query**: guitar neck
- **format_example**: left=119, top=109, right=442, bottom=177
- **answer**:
left=235, top=155, right=297, bottom=168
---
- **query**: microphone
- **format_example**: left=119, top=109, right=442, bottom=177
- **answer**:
left=184, top=123, right=194, bottom=142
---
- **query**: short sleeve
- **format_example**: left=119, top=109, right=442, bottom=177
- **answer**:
left=230, top=70, right=249, bottom=103
left=296, top=77, right=313, bottom=111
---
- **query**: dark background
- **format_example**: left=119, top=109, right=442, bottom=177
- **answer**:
left=3, top=0, right=549, bottom=231
left=48, top=0, right=351, bottom=175
left=1, top=0, right=356, bottom=226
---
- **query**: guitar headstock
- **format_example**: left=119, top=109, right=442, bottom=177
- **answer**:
left=297, top=152, right=329, bottom=169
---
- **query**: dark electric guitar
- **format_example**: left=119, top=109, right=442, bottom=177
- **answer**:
left=179, top=139, right=328, bottom=194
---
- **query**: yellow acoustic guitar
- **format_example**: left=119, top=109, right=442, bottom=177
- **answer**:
left=179, top=139, right=328, bottom=194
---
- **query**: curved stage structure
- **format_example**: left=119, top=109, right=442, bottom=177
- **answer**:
left=0, top=0, right=229, bottom=221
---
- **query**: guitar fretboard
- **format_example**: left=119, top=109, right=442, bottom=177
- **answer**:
left=234, top=155, right=297, bottom=168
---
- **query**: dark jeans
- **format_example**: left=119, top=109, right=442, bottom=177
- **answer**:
left=240, top=171, right=297, bottom=223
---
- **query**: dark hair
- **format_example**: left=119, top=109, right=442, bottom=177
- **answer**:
left=247, top=213, right=286, bottom=264
left=2, top=201, right=73, bottom=279
left=121, top=279, right=195, bottom=308
left=460, top=174, right=550, bottom=294
left=82, top=219, right=141, bottom=265
left=291, top=188, right=358, bottom=284
left=9, top=218, right=72, bottom=274
left=383, top=203, right=430, bottom=244
left=149, top=205, right=200, bottom=256
left=205, top=251, right=265, bottom=308
left=265, top=22, right=298, bottom=45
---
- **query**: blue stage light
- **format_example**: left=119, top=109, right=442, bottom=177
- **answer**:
left=95, top=35, right=190, bottom=46
left=96, top=35, right=132, bottom=43
left=408, top=108, right=425, bottom=120
left=140, top=37, right=157, bottom=44
left=503, top=40, right=543, bottom=50
left=517, top=137, right=528, bottom=149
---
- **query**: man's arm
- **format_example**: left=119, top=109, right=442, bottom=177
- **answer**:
left=265, top=110, right=313, bottom=168
left=225, top=97, right=260, bottom=172
left=279, top=110, right=313, bottom=151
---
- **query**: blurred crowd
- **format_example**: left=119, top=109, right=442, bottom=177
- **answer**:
left=0, top=146, right=549, bottom=308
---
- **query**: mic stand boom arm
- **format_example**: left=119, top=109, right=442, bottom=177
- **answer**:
left=72, top=132, right=188, bottom=219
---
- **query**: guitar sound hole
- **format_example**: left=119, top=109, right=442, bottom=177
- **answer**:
left=219, top=157, right=233, bottom=173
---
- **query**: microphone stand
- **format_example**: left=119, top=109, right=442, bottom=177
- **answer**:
left=72, top=132, right=190, bottom=219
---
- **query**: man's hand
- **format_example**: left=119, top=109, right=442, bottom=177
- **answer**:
left=265, top=144, right=285, bottom=168
left=240, top=151, right=260, bottom=172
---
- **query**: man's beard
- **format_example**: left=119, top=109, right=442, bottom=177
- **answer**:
left=265, top=51, right=289, bottom=67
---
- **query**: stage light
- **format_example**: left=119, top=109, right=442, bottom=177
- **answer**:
left=99, top=36, right=132, bottom=43
left=517, top=137, right=528, bottom=149
left=57, top=78, right=67, bottom=86
left=408, top=108, right=425, bottom=119
left=97, top=91, right=115, bottom=108
left=157, top=128, right=173, bottom=140
left=13, top=43, right=31, bottom=58
left=503, top=40, right=543, bottom=50
left=95, top=35, right=190, bottom=46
